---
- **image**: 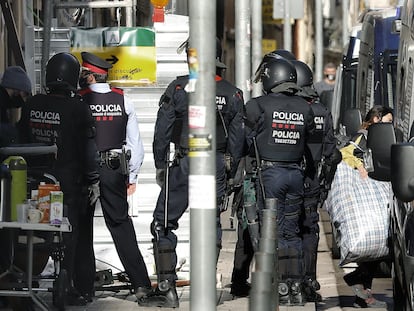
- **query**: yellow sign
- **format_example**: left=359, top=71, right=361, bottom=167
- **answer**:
left=71, top=46, right=156, bottom=86
left=262, top=39, right=277, bottom=55
left=71, top=27, right=157, bottom=86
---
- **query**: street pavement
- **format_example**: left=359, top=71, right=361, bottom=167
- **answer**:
left=1, top=209, right=393, bottom=310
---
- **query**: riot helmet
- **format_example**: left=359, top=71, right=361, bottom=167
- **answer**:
left=292, top=60, right=313, bottom=87
left=254, top=49, right=296, bottom=83
left=261, top=57, right=297, bottom=93
left=46, top=52, right=80, bottom=92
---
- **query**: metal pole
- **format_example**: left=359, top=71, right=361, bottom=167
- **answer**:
left=251, top=0, right=263, bottom=98
left=235, top=0, right=251, bottom=101
left=315, top=0, right=323, bottom=82
left=342, top=0, right=349, bottom=48
left=188, top=1, right=216, bottom=310
left=41, top=0, right=52, bottom=92
left=283, top=0, right=292, bottom=51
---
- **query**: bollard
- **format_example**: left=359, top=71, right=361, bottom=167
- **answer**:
left=250, top=198, right=279, bottom=310
left=249, top=271, right=273, bottom=311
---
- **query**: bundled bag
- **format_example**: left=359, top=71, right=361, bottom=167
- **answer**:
left=324, top=162, right=390, bottom=266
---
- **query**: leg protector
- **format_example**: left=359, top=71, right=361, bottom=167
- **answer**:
left=244, top=202, right=260, bottom=252
left=152, top=239, right=177, bottom=287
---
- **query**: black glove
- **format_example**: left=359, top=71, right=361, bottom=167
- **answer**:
left=88, top=181, right=100, bottom=206
left=156, top=169, right=166, bottom=187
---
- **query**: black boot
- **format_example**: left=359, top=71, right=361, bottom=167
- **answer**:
left=303, top=278, right=322, bottom=302
left=138, top=281, right=179, bottom=308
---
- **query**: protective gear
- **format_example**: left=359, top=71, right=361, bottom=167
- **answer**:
left=8, top=95, right=25, bottom=108
left=247, top=95, right=314, bottom=163
left=292, top=60, right=313, bottom=87
left=156, top=168, right=166, bottom=187
left=88, top=181, right=100, bottom=206
left=243, top=176, right=260, bottom=252
left=138, top=286, right=179, bottom=308
left=82, top=88, right=128, bottom=152
left=253, top=49, right=296, bottom=83
left=215, top=37, right=227, bottom=69
left=46, top=52, right=80, bottom=92
left=261, top=58, right=297, bottom=93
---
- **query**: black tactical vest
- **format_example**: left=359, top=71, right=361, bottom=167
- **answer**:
left=168, top=76, right=189, bottom=149
left=306, top=101, right=327, bottom=161
left=83, top=89, right=127, bottom=152
left=255, top=93, right=311, bottom=162
left=216, top=79, right=241, bottom=153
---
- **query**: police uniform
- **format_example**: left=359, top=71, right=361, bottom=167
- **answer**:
left=139, top=67, right=244, bottom=307
left=80, top=52, right=151, bottom=293
left=245, top=86, right=315, bottom=303
left=18, top=87, right=98, bottom=303
left=298, top=86, right=336, bottom=300
left=215, top=76, right=245, bottom=257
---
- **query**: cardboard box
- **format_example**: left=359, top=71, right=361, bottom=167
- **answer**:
left=50, top=191, right=64, bottom=224
left=37, top=183, right=60, bottom=223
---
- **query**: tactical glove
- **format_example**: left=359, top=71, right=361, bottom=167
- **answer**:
left=88, top=181, right=100, bottom=206
left=156, top=169, right=166, bottom=187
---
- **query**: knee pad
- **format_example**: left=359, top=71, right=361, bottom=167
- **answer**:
left=278, top=247, right=304, bottom=281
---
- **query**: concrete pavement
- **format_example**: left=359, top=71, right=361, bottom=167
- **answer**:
left=2, top=208, right=393, bottom=310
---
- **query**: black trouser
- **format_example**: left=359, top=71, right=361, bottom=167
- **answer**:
left=257, top=163, right=304, bottom=281
left=73, top=189, right=96, bottom=296
left=231, top=185, right=254, bottom=286
left=58, top=177, right=85, bottom=288
left=301, top=174, right=320, bottom=280
left=152, top=156, right=189, bottom=284
left=99, top=163, right=151, bottom=289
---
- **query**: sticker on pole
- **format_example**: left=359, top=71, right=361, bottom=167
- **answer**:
left=189, top=105, right=206, bottom=129
left=189, top=175, right=215, bottom=210
left=188, top=134, right=212, bottom=157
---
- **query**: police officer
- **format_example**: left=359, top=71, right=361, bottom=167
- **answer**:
left=292, top=60, right=337, bottom=302
left=18, top=52, right=99, bottom=305
left=79, top=52, right=152, bottom=300
left=214, top=44, right=245, bottom=262
left=138, top=38, right=244, bottom=308
left=244, top=56, right=315, bottom=305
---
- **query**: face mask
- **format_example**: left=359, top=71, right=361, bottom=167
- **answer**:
left=326, top=74, right=336, bottom=81
left=5, top=95, right=25, bottom=108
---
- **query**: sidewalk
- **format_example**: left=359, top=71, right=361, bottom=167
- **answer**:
left=62, top=207, right=318, bottom=310
left=4, top=208, right=328, bottom=310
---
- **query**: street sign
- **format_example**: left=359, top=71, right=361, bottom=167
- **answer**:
left=273, top=0, right=304, bottom=19
left=71, top=27, right=156, bottom=86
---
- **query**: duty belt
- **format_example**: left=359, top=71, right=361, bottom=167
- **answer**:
left=100, top=151, right=121, bottom=170
left=261, top=160, right=301, bottom=168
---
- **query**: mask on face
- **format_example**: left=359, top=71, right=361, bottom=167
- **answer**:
left=326, top=74, right=336, bottom=81
left=5, top=95, right=25, bottom=108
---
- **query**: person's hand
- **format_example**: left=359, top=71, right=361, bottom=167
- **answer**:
left=88, top=181, right=100, bottom=206
left=127, top=183, right=136, bottom=196
left=357, top=166, right=368, bottom=179
left=156, top=169, right=166, bottom=187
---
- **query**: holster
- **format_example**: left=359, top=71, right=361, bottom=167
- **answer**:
left=120, top=146, right=131, bottom=176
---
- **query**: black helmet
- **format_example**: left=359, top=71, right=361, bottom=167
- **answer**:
left=46, top=52, right=80, bottom=92
left=254, top=49, right=296, bottom=83
left=261, top=58, right=297, bottom=92
left=292, top=60, right=313, bottom=87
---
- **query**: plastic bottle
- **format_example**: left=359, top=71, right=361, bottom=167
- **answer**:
left=3, top=156, right=27, bottom=221
left=0, top=164, right=12, bottom=221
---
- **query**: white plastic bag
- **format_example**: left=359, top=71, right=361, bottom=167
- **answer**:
left=324, top=162, right=390, bottom=266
